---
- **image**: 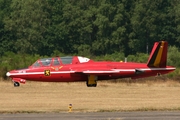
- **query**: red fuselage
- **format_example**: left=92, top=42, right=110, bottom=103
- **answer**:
left=6, top=56, right=175, bottom=83
left=6, top=41, right=176, bottom=87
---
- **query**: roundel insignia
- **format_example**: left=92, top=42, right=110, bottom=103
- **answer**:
left=55, top=67, right=59, bottom=71
left=44, top=70, right=51, bottom=76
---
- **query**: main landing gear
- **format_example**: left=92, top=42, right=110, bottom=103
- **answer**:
left=86, top=75, right=97, bottom=87
left=14, top=82, right=20, bottom=87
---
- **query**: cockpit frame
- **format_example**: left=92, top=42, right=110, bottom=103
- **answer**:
left=31, top=56, right=74, bottom=68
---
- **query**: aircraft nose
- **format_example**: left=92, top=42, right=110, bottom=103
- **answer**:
left=6, top=72, right=11, bottom=77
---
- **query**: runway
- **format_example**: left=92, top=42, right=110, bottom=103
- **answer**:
left=1, top=112, right=180, bottom=120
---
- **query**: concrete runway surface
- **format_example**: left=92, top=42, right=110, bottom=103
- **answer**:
left=0, top=112, right=180, bottom=120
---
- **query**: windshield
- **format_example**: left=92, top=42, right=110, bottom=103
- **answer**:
left=53, top=57, right=60, bottom=65
left=40, top=58, right=52, bottom=66
left=31, top=56, right=74, bottom=67
left=32, top=61, right=41, bottom=67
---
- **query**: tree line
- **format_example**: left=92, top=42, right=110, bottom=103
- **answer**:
left=0, top=0, right=180, bottom=57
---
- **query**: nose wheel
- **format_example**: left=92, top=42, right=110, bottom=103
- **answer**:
left=14, top=82, right=20, bottom=87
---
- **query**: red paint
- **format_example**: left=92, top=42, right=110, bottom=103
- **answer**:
left=6, top=41, right=175, bottom=86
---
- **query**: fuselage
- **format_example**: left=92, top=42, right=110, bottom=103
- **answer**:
left=6, top=41, right=176, bottom=87
left=7, top=60, right=175, bottom=82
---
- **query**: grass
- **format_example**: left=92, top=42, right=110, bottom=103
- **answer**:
left=0, top=80, right=180, bottom=113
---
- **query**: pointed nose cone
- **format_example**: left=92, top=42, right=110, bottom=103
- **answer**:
left=6, top=72, right=11, bottom=77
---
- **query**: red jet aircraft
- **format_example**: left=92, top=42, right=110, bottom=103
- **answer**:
left=6, top=41, right=175, bottom=87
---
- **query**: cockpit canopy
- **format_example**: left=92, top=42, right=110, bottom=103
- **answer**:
left=31, top=56, right=92, bottom=67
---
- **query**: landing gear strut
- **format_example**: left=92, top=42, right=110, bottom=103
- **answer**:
left=14, top=82, right=20, bottom=87
left=86, top=75, right=97, bottom=87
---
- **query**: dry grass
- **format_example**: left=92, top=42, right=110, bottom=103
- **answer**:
left=0, top=80, right=180, bottom=113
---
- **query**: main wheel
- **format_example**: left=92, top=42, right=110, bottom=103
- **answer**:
left=86, top=81, right=97, bottom=87
left=14, top=82, right=20, bottom=87
left=92, top=84, right=97, bottom=87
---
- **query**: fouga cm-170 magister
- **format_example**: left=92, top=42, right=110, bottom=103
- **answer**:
left=6, top=41, right=175, bottom=87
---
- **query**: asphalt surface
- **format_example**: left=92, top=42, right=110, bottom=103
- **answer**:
left=0, top=111, right=180, bottom=120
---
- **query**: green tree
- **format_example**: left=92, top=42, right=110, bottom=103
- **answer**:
left=91, top=0, right=135, bottom=56
left=45, top=0, right=67, bottom=55
left=173, top=0, right=180, bottom=44
left=0, top=0, right=13, bottom=56
left=130, top=0, right=179, bottom=54
left=167, top=46, right=180, bottom=67
left=1, top=0, right=179, bottom=57
left=4, top=0, right=50, bottom=55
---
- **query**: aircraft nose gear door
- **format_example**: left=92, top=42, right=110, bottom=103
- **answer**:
left=86, top=75, right=97, bottom=87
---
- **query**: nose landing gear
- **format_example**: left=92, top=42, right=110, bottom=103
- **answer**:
left=12, top=78, right=26, bottom=87
left=14, top=82, right=20, bottom=87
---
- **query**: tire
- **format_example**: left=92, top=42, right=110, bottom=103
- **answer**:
left=14, top=82, right=20, bottom=87
left=86, top=81, right=97, bottom=87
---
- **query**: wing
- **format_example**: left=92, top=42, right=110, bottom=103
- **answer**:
left=74, top=68, right=121, bottom=75
left=74, top=68, right=144, bottom=76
